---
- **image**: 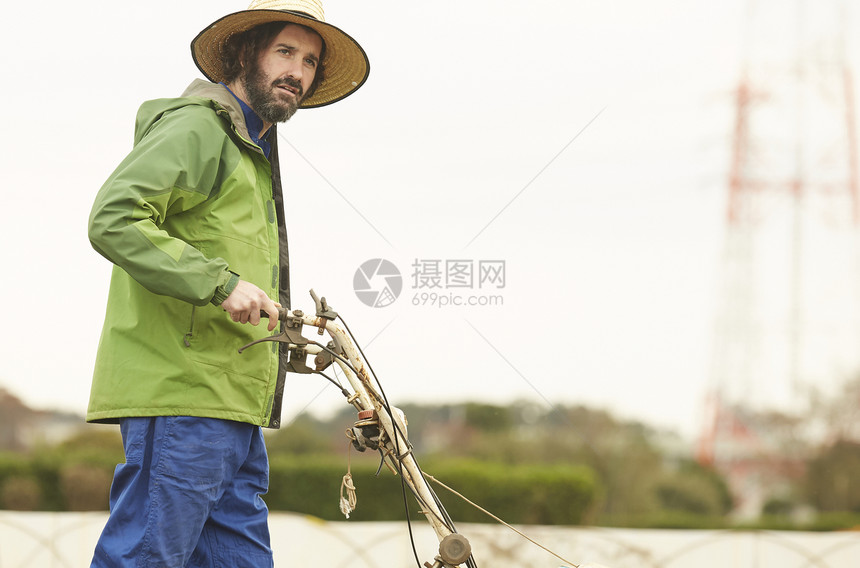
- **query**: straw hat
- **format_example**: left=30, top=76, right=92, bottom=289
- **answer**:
left=191, top=0, right=369, bottom=108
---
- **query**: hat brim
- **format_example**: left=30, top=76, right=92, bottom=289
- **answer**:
left=191, top=9, right=369, bottom=108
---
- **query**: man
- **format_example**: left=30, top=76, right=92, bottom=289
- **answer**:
left=86, top=1, right=369, bottom=566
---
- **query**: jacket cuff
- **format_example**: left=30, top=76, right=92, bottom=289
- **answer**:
left=210, top=270, right=240, bottom=306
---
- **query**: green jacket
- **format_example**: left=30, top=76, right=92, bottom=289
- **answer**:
left=87, top=80, right=290, bottom=428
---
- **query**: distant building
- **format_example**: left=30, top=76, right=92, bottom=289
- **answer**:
left=697, top=396, right=808, bottom=519
left=0, top=387, right=86, bottom=451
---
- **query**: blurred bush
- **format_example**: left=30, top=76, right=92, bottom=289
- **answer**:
left=59, top=463, right=113, bottom=511
left=0, top=475, right=41, bottom=510
left=266, top=455, right=596, bottom=525
left=804, top=439, right=860, bottom=513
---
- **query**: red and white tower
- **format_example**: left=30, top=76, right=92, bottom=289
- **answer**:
left=698, top=0, right=860, bottom=517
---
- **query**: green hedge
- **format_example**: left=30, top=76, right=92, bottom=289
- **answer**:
left=0, top=451, right=115, bottom=511
left=7, top=446, right=860, bottom=532
left=1, top=451, right=597, bottom=525
left=266, top=455, right=597, bottom=525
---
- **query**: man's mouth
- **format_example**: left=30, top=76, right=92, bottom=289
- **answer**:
left=274, top=80, right=302, bottom=99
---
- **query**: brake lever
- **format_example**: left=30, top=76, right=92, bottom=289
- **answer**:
left=237, top=308, right=308, bottom=354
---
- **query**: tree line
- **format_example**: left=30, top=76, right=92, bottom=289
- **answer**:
left=2, top=390, right=860, bottom=529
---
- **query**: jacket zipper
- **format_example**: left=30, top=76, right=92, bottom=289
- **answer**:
left=183, top=306, right=196, bottom=347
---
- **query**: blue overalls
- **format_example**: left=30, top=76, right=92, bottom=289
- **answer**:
left=90, top=416, right=273, bottom=567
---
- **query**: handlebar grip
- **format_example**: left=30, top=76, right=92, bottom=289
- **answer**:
left=259, top=308, right=289, bottom=321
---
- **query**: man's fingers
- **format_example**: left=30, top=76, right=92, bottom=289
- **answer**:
left=262, top=303, right=280, bottom=331
left=247, top=286, right=263, bottom=326
left=221, top=279, right=279, bottom=328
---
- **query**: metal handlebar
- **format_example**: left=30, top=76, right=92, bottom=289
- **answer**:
left=241, top=290, right=474, bottom=568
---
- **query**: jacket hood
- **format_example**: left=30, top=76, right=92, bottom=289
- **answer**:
left=133, top=80, right=254, bottom=147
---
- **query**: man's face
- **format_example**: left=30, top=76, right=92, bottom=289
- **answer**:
left=242, top=23, right=323, bottom=124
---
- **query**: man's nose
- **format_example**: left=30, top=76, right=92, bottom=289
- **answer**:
left=285, top=60, right=304, bottom=81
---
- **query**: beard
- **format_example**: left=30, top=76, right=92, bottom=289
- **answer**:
left=241, top=60, right=303, bottom=124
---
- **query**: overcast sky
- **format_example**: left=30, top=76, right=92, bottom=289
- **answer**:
left=2, top=0, right=859, bottom=439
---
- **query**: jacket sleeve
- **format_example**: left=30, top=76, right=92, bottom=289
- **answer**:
left=88, top=104, right=236, bottom=306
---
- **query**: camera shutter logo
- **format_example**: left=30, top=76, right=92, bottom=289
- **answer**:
left=353, top=259, right=403, bottom=307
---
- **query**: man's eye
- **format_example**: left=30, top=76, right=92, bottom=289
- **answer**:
left=305, top=58, right=317, bottom=67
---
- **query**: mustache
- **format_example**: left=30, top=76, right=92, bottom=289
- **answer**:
left=272, top=77, right=304, bottom=97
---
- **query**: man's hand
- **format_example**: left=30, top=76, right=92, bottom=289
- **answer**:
left=221, top=280, right=280, bottom=331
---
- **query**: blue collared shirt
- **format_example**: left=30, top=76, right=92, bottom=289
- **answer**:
left=220, top=83, right=272, bottom=159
